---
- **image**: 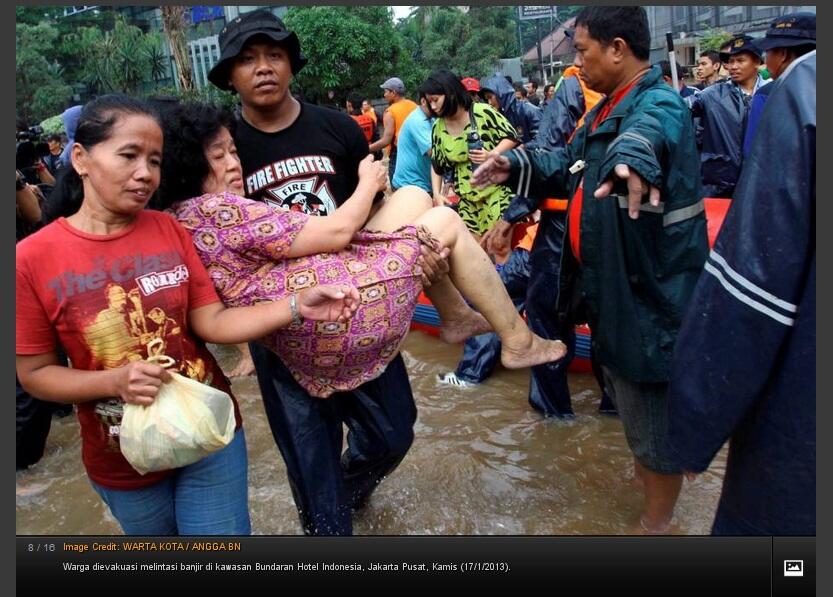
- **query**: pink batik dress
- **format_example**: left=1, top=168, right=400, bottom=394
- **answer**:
left=169, top=192, right=430, bottom=398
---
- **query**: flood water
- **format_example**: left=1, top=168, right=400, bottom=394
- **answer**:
left=16, top=331, right=727, bottom=535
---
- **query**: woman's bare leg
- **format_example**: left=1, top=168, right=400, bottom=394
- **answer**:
left=414, top=206, right=567, bottom=369
left=366, top=187, right=493, bottom=342
left=364, top=186, right=434, bottom=232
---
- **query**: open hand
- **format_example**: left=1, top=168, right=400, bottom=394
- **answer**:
left=297, top=284, right=361, bottom=323
left=594, top=163, right=660, bottom=219
left=470, top=154, right=511, bottom=189
left=468, top=148, right=490, bottom=164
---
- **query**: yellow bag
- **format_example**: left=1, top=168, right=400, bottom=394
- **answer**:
left=119, top=366, right=235, bottom=475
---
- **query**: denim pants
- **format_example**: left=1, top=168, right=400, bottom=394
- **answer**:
left=92, top=428, right=250, bottom=535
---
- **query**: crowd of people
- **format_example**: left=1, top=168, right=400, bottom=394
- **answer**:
left=16, top=7, right=814, bottom=538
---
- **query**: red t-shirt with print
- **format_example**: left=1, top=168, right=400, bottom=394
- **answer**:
left=16, top=210, right=241, bottom=489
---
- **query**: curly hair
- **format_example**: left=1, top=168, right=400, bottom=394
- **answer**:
left=154, top=102, right=237, bottom=210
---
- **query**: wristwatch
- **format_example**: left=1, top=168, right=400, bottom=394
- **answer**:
left=289, top=293, right=304, bottom=325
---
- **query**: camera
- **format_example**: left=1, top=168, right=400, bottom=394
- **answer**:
left=16, top=125, right=44, bottom=142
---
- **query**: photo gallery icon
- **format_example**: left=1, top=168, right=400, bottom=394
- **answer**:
left=783, top=560, right=803, bottom=577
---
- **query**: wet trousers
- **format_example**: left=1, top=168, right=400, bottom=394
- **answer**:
left=249, top=342, right=417, bottom=536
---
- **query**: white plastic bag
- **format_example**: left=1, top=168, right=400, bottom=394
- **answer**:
left=119, top=370, right=235, bottom=475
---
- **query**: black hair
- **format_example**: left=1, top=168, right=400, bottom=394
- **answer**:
left=657, top=59, right=685, bottom=80
left=528, top=78, right=540, bottom=89
left=699, top=50, right=721, bottom=64
left=543, top=83, right=555, bottom=94
left=154, top=102, right=237, bottom=210
left=346, top=91, right=364, bottom=114
left=574, top=6, right=650, bottom=61
left=786, top=44, right=816, bottom=59
left=420, top=69, right=472, bottom=119
left=43, top=94, right=161, bottom=224
left=46, top=133, right=62, bottom=144
left=513, top=82, right=527, bottom=97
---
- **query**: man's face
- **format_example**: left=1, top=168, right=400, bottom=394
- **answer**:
left=697, top=56, right=718, bottom=80
left=573, top=25, right=619, bottom=95
left=764, top=47, right=789, bottom=80
left=47, top=139, right=61, bottom=154
left=228, top=40, right=293, bottom=110
left=727, top=52, right=761, bottom=85
left=382, top=87, right=396, bottom=104
left=524, top=82, right=535, bottom=95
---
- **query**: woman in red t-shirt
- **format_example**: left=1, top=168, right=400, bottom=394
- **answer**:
left=15, top=94, right=361, bottom=535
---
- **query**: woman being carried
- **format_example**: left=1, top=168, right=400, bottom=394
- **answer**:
left=157, top=103, right=567, bottom=398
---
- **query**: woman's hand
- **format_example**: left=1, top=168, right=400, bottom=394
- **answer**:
left=297, top=284, right=361, bottom=323
left=357, top=154, right=388, bottom=194
left=114, top=361, right=172, bottom=406
left=468, top=148, right=490, bottom=164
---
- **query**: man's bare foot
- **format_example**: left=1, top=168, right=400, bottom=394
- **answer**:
left=501, top=334, right=568, bottom=369
left=439, top=309, right=493, bottom=343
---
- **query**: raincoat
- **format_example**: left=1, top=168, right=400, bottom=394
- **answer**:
left=480, top=75, right=542, bottom=144
left=668, top=52, right=815, bottom=535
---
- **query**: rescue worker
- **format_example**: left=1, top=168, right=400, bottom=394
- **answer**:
left=668, top=12, right=816, bottom=536
left=479, top=75, right=542, bottom=145
left=471, top=6, right=707, bottom=533
left=686, top=35, right=768, bottom=198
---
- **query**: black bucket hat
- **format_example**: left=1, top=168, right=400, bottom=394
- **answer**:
left=753, top=12, right=816, bottom=51
left=719, top=35, right=763, bottom=63
left=207, top=10, right=308, bottom=91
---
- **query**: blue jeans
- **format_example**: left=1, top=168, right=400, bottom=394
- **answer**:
left=92, top=428, right=250, bottom=535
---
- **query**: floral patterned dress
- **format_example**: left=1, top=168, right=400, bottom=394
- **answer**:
left=169, top=192, right=432, bottom=398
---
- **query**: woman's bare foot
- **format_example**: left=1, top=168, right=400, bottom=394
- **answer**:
left=630, top=513, right=675, bottom=535
left=439, top=308, right=493, bottom=344
left=501, top=334, right=568, bottom=369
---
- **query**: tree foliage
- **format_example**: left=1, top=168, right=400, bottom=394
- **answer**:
left=284, top=6, right=409, bottom=104
left=699, top=28, right=734, bottom=53
left=16, top=22, right=73, bottom=124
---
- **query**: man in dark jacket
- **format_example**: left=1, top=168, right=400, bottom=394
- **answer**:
left=472, top=6, right=707, bottom=533
left=686, top=35, right=768, bottom=198
left=480, top=75, right=542, bottom=145
left=668, top=13, right=815, bottom=536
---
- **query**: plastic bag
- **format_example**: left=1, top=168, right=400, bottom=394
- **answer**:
left=119, top=370, right=235, bottom=475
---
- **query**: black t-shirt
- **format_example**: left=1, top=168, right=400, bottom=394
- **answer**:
left=235, top=102, right=372, bottom=215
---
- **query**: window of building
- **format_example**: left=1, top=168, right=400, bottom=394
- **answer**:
left=720, top=6, right=747, bottom=26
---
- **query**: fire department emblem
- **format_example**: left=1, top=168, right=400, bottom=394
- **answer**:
left=265, top=177, right=337, bottom=215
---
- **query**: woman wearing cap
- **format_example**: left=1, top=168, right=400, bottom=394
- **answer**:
left=155, top=102, right=569, bottom=399
left=16, top=94, right=361, bottom=535
left=423, top=69, right=520, bottom=237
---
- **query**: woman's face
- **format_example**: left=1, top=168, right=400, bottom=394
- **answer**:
left=201, top=127, right=244, bottom=196
left=73, top=113, right=162, bottom=217
left=426, top=94, right=446, bottom=117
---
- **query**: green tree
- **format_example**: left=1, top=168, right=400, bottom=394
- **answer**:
left=699, top=28, right=733, bottom=53
left=16, top=22, right=73, bottom=123
left=284, top=6, right=406, bottom=104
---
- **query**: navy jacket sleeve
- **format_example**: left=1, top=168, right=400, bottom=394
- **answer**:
left=668, top=57, right=816, bottom=471
left=525, top=76, right=585, bottom=152
left=504, top=146, right=573, bottom=208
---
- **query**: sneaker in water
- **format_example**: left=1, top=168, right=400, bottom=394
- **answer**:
left=437, top=372, right=474, bottom=388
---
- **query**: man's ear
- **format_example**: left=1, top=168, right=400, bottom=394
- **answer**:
left=610, top=37, right=629, bottom=62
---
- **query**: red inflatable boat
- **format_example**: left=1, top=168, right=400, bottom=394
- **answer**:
left=410, top=198, right=730, bottom=372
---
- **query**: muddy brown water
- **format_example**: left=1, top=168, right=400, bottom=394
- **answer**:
left=16, top=332, right=726, bottom=535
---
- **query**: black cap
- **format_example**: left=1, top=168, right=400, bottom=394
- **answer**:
left=754, top=12, right=816, bottom=51
left=719, top=35, right=763, bottom=62
left=207, top=10, right=308, bottom=91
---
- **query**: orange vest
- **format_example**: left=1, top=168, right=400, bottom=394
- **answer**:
left=387, top=99, right=418, bottom=147
left=350, top=114, right=375, bottom=143
left=542, top=66, right=604, bottom=212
